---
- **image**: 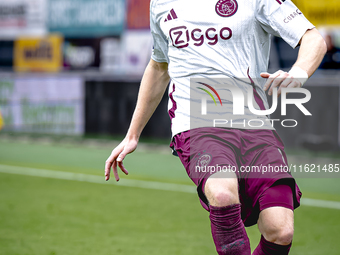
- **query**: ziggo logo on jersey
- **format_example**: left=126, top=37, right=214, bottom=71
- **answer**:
left=169, top=26, right=232, bottom=48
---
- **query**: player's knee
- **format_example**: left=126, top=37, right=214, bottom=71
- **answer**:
left=206, top=188, right=239, bottom=207
left=214, top=190, right=235, bottom=206
left=264, top=225, right=294, bottom=245
left=204, top=174, right=239, bottom=207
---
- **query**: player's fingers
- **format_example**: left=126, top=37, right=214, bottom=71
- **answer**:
left=105, top=162, right=111, bottom=181
left=282, top=78, right=302, bottom=96
left=286, top=76, right=302, bottom=88
left=278, top=76, right=302, bottom=96
left=262, top=73, right=273, bottom=91
left=109, top=146, right=123, bottom=161
left=288, top=79, right=302, bottom=88
left=262, top=70, right=283, bottom=91
left=260, top=73, right=270, bottom=91
left=268, top=72, right=289, bottom=96
left=105, top=155, right=115, bottom=181
left=104, top=143, right=126, bottom=179
left=118, top=162, right=129, bottom=175
left=116, top=142, right=137, bottom=162
left=117, top=151, right=126, bottom=162
left=260, top=72, right=270, bottom=78
left=277, top=76, right=293, bottom=96
left=113, top=161, right=119, bottom=182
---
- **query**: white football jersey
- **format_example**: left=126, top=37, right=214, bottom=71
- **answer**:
left=150, top=0, right=314, bottom=137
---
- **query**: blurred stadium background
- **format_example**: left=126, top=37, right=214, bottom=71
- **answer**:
left=0, top=0, right=339, bottom=254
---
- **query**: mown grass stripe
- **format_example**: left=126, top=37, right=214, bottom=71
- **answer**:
left=1, top=164, right=340, bottom=210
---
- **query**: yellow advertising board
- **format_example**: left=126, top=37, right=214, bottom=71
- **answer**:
left=294, top=0, right=340, bottom=26
left=0, top=109, right=4, bottom=131
left=14, top=34, right=63, bottom=72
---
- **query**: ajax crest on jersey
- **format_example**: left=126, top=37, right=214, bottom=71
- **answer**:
left=215, top=0, right=238, bottom=17
left=196, top=154, right=212, bottom=167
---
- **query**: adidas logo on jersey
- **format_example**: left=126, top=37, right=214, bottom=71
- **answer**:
left=164, top=9, right=178, bottom=22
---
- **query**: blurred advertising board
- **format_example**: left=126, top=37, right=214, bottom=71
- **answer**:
left=63, top=38, right=100, bottom=70
left=127, top=0, right=149, bottom=29
left=294, top=0, right=340, bottom=26
left=0, top=41, right=14, bottom=68
left=14, top=34, right=63, bottom=72
left=48, top=0, right=125, bottom=37
left=0, top=76, right=84, bottom=135
left=0, top=107, right=3, bottom=130
left=0, top=0, right=47, bottom=39
left=100, top=31, right=152, bottom=76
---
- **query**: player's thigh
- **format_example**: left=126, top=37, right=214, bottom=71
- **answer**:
left=258, top=206, right=294, bottom=245
left=204, top=171, right=239, bottom=207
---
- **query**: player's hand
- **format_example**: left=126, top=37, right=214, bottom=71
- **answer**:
left=261, top=70, right=302, bottom=97
left=105, top=138, right=138, bottom=181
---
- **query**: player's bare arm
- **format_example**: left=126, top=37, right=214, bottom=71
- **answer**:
left=105, top=59, right=170, bottom=181
left=262, top=28, right=327, bottom=96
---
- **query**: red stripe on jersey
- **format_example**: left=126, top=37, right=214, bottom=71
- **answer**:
left=168, top=83, right=177, bottom=123
left=253, top=88, right=266, bottom=111
left=167, top=13, right=172, bottom=21
left=247, top=67, right=254, bottom=85
left=275, top=0, right=282, bottom=4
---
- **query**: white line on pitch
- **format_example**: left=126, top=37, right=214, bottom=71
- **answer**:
left=1, top=164, right=340, bottom=210
left=299, top=198, right=340, bottom=210
left=0, top=164, right=196, bottom=194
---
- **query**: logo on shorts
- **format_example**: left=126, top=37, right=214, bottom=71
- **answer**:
left=196, top=153, right=212, bottom=167
left=215, top=0, right=238, bottom=17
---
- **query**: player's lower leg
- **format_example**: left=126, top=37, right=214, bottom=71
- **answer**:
left=205, top=173, right=251, bottom=255
left=253, top=207, right=294, bottom=255
left=252, top=235, right=291, bottom=255
left=253, top=184, right=295, bottom=255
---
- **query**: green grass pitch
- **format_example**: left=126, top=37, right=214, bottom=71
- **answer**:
left=0, top=139, right=340, bottom=254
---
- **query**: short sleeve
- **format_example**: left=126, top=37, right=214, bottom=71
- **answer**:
left=150, top=0, right=169, bottom=63
left=256, top=0, right=315, bottom=48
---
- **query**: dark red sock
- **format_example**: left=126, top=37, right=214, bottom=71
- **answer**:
left=252, top=235, right=291, bottom=255
left=209, top=204, right=251, bottom=255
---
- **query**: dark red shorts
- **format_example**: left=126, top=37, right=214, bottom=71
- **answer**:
left=171, top=127, right=301, bottom=227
